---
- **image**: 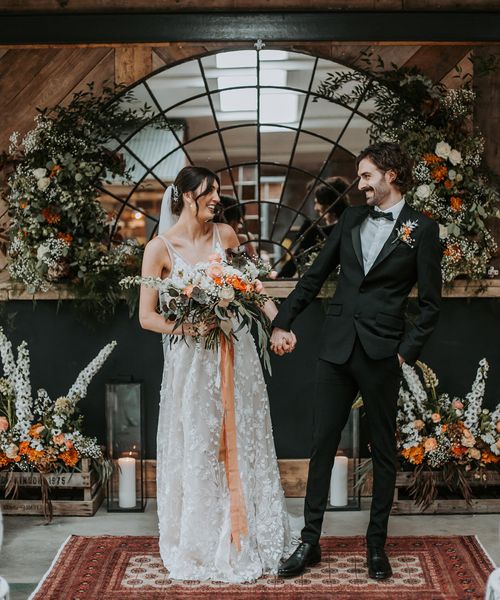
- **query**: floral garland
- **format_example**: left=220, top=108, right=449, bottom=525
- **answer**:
left=0, top=327, right=115, bottom=518
left=397, top=359, right=500, bottom=508
left=317, top=54, right=500, bottom=283
left=5, top=84, right=156, bottom=317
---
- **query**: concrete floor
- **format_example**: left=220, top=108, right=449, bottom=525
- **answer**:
left=1, top=499, right=499, bottom=600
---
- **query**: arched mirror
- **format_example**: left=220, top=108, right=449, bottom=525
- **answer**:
left=99, top=48, right=373, bottom=276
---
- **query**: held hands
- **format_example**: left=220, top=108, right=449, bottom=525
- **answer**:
left=270, top=327, right=297, bottom=356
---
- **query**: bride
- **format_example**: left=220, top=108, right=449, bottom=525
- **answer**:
left=139, top=165, right=294, bottom=582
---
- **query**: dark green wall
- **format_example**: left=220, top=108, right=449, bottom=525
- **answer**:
left=2, top=298, right=500, bottom=459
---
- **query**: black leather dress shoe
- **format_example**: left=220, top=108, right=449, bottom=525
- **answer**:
left=367, top=545, right=393, bottom=580
left=278, top=542, right=321, bottom=578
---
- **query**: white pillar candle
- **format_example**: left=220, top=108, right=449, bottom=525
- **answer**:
left=330, top=455, right=349, bottom=507
left=118, top=456, right=136, bottom=508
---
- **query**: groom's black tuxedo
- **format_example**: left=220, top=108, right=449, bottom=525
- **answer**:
left=273, top=202, right=442, bottom=548
left=273, top=203, right=442, bottom=365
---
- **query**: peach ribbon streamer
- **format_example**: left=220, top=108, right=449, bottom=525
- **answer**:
left=218, top=333, right=248, bottom=551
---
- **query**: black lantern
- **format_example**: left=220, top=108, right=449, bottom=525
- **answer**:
left=105, top=379, right=146, bottom=512
left=326, top=405, right=361, bottom=511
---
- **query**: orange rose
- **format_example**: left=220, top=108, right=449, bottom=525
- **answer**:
left=413, top=419, right=425, bottom=431
left=424, top=437, right=438, bottom=452
left=452, top=399, right=464, bottom=410
left=53, top=433, right=66, bottom=446
left=208, top=253, right=222, bottom=263
left=65, top=440, right=74, bottom=450
left=207, top=264, right=225, bottom=279
left=29, top=423, right=45, bottom=438
left=431, top=413, right=441, bottom=423
left=431, top=165, right=448, bottom=182
left=183, top=284, right=194, bottom=298
left=495, top=422, right=500, bottom=434
left=0, top=416, right=9, bottom=432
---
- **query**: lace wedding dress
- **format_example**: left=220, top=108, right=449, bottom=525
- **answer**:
left=156, top=225, right=291, bottom=583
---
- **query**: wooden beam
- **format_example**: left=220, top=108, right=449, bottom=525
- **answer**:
left=115, top=46, right=152, bottom=86
left=402, top=45, right=472, bottom=82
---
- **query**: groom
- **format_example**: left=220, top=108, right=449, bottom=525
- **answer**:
left=271, top=142, right=442, bottom=580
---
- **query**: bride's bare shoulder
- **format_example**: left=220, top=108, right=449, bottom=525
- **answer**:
left=215, top=222, right=239, bottom=247
left=143, top=235, right=170, bottom=260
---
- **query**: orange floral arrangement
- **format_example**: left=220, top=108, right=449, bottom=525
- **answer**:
left=397, top=359, right=500, bottom=509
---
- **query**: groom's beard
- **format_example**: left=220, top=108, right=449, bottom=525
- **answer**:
left=361, top=184, right=390, bottom=207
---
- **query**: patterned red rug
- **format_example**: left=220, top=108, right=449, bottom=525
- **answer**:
left=29, top=535, right=495, bottom=599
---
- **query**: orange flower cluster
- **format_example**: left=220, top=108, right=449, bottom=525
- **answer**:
left=42, top=209, right=61, bottom=224
left=57, top=232, right=73, bottom=244
left=28, top=423, right=45, bottom=438
left=226, top=275, right=252, bottom=293
left=0, top=453, right=9, bottom=467
left=444, top=180, right=454, bottom=190
left=59, top=447, right=79, bottom=467
left=450, top=196, right=463, bottom=212
left=19, top=201, right=28, bottom=209
left=401, top=445, right=424, bottom=465
left=19, top=440, right=45, bottom=464
left=423, top=153, right=441, bottom=165
left=431, top=165, right=448, bottom=183
left=481, top=451, right=500, bottom=464
left=451, top=445, right=468, bottom=458
left=443, top=243, right=462, bottom=261
left=50, top=164, right=63, bottom=178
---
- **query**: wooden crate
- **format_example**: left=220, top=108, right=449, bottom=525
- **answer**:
left=392, top=469, right=500, bottom=514
left=0, top=458, right=104, bottom=516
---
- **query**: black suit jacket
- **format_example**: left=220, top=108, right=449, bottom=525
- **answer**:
left=272, top=203, right=442, bottom=365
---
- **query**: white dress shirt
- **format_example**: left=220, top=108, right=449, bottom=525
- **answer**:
left=360, top=197, right=405, bottom=274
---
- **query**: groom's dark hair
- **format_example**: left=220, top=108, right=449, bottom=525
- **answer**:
left=356, top=142, right=413, bottom=193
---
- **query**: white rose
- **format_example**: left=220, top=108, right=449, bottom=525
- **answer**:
left=435, top=141, right=451, bottom=159
left=37, top=177, right=51, bottom=191
left=219, top=286, right=235, bottom=303
left=455, top=173, right=463, bottom=183
left=5, top=443, right=19, bottom=459
left=448, top=149, right=462, bottom=166
left=33, top=168, right=47, bottom=180
left=416, top=184, right=431, bottom=200
left=37, top=244, right=50, bottom=260
left=438, top=224, right=449, bottom=239
left=448, top=170, right=457, bottom=181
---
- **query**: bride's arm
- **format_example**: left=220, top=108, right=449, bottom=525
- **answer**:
left=139, top=239, right=191, bottom=336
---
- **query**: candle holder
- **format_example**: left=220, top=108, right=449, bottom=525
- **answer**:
left=327, top=407, right=361, bottom=511
left=105, top=379, right=147, bottom=512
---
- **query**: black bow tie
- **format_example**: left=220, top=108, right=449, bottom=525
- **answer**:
left=368, top=207, right=394, bottom=221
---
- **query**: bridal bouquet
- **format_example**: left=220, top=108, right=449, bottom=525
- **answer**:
left=121, top=249, right=273, bottom=369
left=397, top=359, right=500, bottom=508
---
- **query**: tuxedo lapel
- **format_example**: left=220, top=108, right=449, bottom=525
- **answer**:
left=350, top=207, right=368, bottom=270
left=369, top=203, right=413, bottom=273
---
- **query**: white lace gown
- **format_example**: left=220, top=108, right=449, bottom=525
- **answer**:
left=156, top=228, right=291, bottom=583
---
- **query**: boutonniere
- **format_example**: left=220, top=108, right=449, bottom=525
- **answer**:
left=392, top=219, right=419, bottom=247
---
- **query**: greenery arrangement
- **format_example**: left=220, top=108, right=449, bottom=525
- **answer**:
left=5, top=84, right=157, bottom=318
left=317, top=53, right=500, bottom=283
left=397, top=359, right=499, bottom=509
left=0, top=327, right=115, bottom=519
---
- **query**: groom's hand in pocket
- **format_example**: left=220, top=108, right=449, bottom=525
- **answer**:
left=270, top=327, right=297, bottom=356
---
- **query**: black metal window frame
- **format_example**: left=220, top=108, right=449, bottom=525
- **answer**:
left=103, top=46, right=376, bottom=272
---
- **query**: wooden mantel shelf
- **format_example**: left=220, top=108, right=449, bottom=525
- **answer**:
left=1, top=279, right=500, bottom=301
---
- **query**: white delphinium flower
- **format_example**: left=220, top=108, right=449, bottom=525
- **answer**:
left=401, top=363, right=428, bottom=414
left=463, top=358, right=489, bottom=435
left=67, top=341, right=117, bottom=403
left=0, top=328, right=33, bottom=439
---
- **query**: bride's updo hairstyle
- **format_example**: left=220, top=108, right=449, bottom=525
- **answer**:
left=171, top=166, right=221, bottom=216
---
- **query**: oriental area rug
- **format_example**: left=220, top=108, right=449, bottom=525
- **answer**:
left=29, top=535, right=494, bottom=600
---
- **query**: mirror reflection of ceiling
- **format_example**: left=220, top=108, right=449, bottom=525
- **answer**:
left=100, top=49, right=372, bottom=273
